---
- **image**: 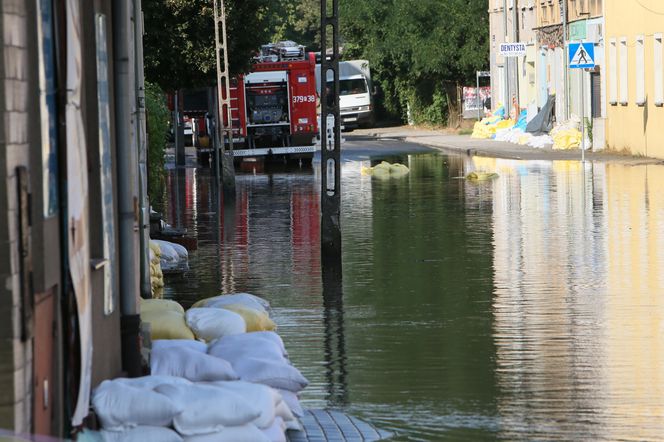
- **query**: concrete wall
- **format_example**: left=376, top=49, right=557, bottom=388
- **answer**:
left=604, top=0, right=664, bottom=158
left=0, top=0, right=34, bottom=432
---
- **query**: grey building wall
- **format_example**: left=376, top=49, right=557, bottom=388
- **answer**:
left=0, top=0, right=34, bottom=433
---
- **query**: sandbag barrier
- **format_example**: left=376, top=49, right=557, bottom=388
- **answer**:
left=91, top=294, right=307, bottom=441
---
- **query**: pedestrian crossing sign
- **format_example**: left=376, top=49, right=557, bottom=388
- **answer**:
left=569, top=42, right=595, bottom=69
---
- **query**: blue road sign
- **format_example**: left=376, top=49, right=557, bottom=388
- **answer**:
left=569, top=42, right=595, bottom=69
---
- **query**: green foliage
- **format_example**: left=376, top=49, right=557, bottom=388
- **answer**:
left=145, top=81, right=169, bottom=202
left=339, top=0, right=488, bottom=125
left=143, top=0, right=274, bottom=90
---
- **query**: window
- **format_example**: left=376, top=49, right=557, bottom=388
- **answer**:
left=636, top=35, right=645, bottom=106
left=609, top=38, right=617, bottom=104
left=619, top=37, right=628, bottom=105
left=655, top=34, right=663, bottom=106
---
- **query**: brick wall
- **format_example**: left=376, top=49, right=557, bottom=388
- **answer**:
left=0, top=0, right=34, bottom=433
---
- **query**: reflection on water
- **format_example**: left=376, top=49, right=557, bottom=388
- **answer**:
left=162, top=153, right=664, bottom=441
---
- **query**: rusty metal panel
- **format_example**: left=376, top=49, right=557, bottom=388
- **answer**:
left=33, top=289, right=55, bottom=436
left=16, top=166, right=33, bottom=341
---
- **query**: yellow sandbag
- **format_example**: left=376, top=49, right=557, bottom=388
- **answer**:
left=149, top=240, right=162, bottom=258
left=466, top=172, right=499, bottom=181
left=471, top=121, right=492, bottom=139
left=141, top=309, right=195, bottom=340
left=362, top=161, right=409, bottom=178
left=220, top=304, right=276, bottom=332
left=141, top=298, right=185, bottom=314
left=495, top=119, right=515, bottom=130
left=552, top=129, right=581, bottom=150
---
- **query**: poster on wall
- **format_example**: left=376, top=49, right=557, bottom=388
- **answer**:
left=463, top=86, right=492, bottom=112
left=66, top=0, right=93, bottom=427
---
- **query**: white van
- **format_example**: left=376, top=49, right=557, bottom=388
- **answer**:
left=315, top=60, right=375, bottom=128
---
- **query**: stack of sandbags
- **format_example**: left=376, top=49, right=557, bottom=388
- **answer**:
left=92, top=375, right=298, bottom=442
left=151, top=340, right=238, bottom=382
left=149, top=241, right=164, bottom=298
left=208, top=332, right=307, bottom=420
left=141, top=298, right=195, bottom=340
left=152, top=239, right=189, bottom=273
left=92, top=377, right=188, bottom=442
left=191, top=293, right=277, bottom=333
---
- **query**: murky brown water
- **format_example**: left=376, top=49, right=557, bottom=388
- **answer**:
left=161, top=149, right=664, bottom=441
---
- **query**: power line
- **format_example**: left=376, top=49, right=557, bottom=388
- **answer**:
left=636, top=0, right=664, bottom=15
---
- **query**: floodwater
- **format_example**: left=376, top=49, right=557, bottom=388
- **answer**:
left=161, top=146, right=664, bottom=441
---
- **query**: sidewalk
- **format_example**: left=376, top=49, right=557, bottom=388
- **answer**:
left=353, top=125, right=664, bottom=165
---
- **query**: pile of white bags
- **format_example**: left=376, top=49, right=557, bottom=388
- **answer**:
left=96, top=293, right=306, bottom=442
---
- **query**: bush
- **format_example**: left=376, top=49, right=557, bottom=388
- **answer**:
left=145, top=82, right=169, bottom=204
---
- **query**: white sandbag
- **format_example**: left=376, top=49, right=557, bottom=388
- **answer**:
left=92, top=381, right=183, bottom=431
left=275, top=400, right=300, bottom=431
left=182, top=424, right=270, bottom=442
left=199, top=293, right=270, bottom=313
left=153, top=339, right=207, bottom=353
left=277, top=389, right=304, bottom=417
left=155, top=384, right=261, bottom=435
left=208, top=335, right=286, bottom=365
left=100, top=426, right=183, bottom=442
left=152, top=239, right=188, bottom=260
left=209, top=331, right=287, bottom=357
left=185, top=307, right=246, bottom=341
left=204, top=381, right=279, bottom=429
left=261, top=417, right=286, bottom=442
left=113, top=375, right=192, bottom=390
left=232, top=357, right=309, bottom=392
left=155, top=241, right=178, bottom=263
left=151, top=346, right=238, bottom=382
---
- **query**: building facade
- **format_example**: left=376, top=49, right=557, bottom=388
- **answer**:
left=0, top=0, right=147, bottom=436
left=604, top=0, right=664, bottom=158
left=489, top=0, right=607, bottom=149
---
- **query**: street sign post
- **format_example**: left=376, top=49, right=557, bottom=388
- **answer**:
left=569, top=42, right=595, bottom=163
left=476, top=70, right=491, bottom=120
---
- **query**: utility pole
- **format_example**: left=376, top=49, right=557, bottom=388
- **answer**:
left=562, top=0, right=569, bottom=121
left=502, top=0, right=511, bottom=112
left=512, top=0, right=519, bottom=114
left=213, top=0, right=236, bottom=196
left=320, top=0, right=342, bottom=261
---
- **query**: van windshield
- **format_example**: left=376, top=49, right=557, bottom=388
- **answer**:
left=327, top=79, right=367, bottom=96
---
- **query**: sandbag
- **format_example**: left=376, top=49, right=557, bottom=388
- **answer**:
left=155, top=384, right=261, bottom=435
left=277, top=389, right=304, bottom=417
left=275, top=400, right=300, bottom=431
left=185, top=307, right=246, bottom=341
left=113, top=375, right=192, bottom=390
left=210, top=331, right=287, bottom=356
left=208, top=335, right=286, bottom=365
left=193, top=293, right=270, bottom=313
left=141, top=298, right=185, bottom=315
left=92, top=381, right=183, bottom=431
left=232, top=357, right=309, bottom=392
left=152, top=339, right=207, bottom=354
left=219, top=304, right=276, bottom=332
left=100, top=426, right=183, bottom=442
left=182, top=424, right=270, bottom=442
left=466, top=172, right=499, bottom=181
left=142, top=309, right=195, bottom=340
left=261, top=417, right=286, bottom=442
left=151, top=346, right=238, bottom=382
left=205, top=381, right=280, bottom=429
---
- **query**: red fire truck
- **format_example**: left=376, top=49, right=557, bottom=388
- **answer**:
left=225, top=41, right=319, bottom=162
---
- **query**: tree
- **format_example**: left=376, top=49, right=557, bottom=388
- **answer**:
left=143, top=0, right=274, bottom=90
left=339, top=0, right=489, bottom=124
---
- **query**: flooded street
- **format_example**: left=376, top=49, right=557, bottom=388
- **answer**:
left=160, top=139, right=664, bottom=441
